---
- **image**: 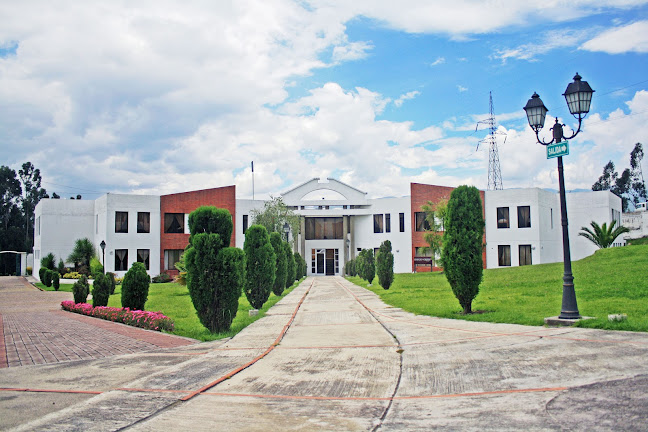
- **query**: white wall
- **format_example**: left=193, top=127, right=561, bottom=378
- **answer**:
left=235, top=199, right=267, bottom=249
left=33, top=198, right=95, bottom=279
left=102, top=194, right=161, bottom=277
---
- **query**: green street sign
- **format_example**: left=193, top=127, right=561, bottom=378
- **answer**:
left=547, top=141, right=569, bottom=159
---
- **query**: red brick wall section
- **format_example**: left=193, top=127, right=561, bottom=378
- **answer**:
left=160, top=185, right=236, bottom=275
left=410, top=183, right=486, bottom=272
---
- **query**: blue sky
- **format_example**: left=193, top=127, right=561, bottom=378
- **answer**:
left=1, top=1, right=648, bottom=200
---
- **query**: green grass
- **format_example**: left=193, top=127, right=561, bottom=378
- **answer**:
left=36, top=283, right=75, bottom=292
left=106, top=281, right=301, bottom=341
left=627, top=236, right=648, bottom=246
left=349, top=245, right=648, bottom=332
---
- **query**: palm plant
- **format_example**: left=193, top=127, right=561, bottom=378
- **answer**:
left=578, top=220, right=630, bottom=249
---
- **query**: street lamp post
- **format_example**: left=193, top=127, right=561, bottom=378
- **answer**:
left=523, top=73, right=594, bottom=320
left=100, top=240, right=106, bottom=274
left=283, top=222, right=290, bottom=242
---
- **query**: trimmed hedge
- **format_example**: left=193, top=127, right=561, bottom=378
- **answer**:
left=269, top=232, right=287, bottom=296
left=376, top=240, right=394, bottom=290
left=244, top=225, right=275, bottom=309
left=92, top=273, right=111, bottom=307
left=284, top=242, right=295, bottom=288
left=72, top=275, right=90, bottom=304
left=121, top=262, right=150, bottom=311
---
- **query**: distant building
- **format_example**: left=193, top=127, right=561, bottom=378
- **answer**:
left=33, top=179, right=622, bottom=279
left=622, top=201, right=648, bottom=240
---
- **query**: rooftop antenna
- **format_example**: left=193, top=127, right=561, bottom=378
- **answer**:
left=476, top=91, right=504, bottom=190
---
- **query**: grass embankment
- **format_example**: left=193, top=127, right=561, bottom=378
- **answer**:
left=348, top=244, right=648, bottom=332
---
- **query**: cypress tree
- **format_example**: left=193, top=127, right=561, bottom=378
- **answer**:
left=441, top=185, right=484, bottom=314
left=121, top=262, right=150, bottom=311
left=284, top=241, right=295, bottom=288
left=269, top=232, right=287, bottom=296
left=376, top=240, right=394, bottom=290
left=244, top=225, right=276, bottom=309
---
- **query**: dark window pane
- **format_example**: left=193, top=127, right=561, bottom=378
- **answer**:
left=373, top=214, right=383, bottom=233
left=498, top=245, right=511, bottom=266
left=243, top=215, right=248, bottom=234
left=399, top=213, right=405, bottom=232
left=497, top=207, right=509, bottom=229
left=164, top=249, right=183, bottom=270
left=385, top=214, right=391, bottom=233
left=115, top=249, right=128, bottom=271
left=137, top=249, right=150, bottom=270
left=137, top=212, right=150, bottom=233
left=115, top=212, right=128, bottom=233
left=415, top=212, right=430, bottom=232
left=164, top=213, right=184, bottom=233
left=519, top=245, right=532, bottom=266
left=518, top=206, right=531, bottom=228
left=305, top=218, right=343, bottom=240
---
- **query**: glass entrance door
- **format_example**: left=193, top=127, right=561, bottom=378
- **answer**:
left=311, top=248, right=339, bottom=275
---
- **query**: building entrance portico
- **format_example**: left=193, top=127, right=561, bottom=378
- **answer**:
left=311, top=248, right=339, bottom=276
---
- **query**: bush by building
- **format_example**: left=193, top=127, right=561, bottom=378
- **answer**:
left=121, top=262, right=150, bottom=311
left=269, top=232, right=287, bottom=296
left=72, top=275, right=90, bottom=304
left=284, top=242, right=296, bottom=288
left=92, top=272, right=111, bottom=307
left=244, top=225, right=276, bottom=309
left=376, top=240, right=394, bottom=290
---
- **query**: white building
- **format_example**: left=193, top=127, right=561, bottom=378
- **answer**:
left=622, top=202, right=648, bottom=240
left=485, top=188, right=623, bottom=268
left=33, top=179, right=623, bottom=280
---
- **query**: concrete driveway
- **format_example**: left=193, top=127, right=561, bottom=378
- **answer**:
left=1, top=276, right=647, bottom=431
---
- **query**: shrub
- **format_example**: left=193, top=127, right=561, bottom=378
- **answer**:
left=294, top=252, right=306, bottom=279
left=41, top=253, right=56, bottom=271
left=152, top=273, right=172, bottom=283
left=72, top=275, right=90, bottom=304
left=26, top=266, right=32, bottom=276
left=376, top=240, right=394, bottom=290
left=357, top=249, right=375, bottom=284
left=52, top=271, right=60, bottom=291
left=57, top=259, right=66, bottom=276
left=441, top=185, right=484, bottom=314
left=115, top=276, right=124, bottom=285
left=63, top=271, right=82, bottom=279
left=39, top=267, right=47, bottom=282
left=284, top=242, right=296, bottom=288
left=105, top=272, right=117, bottom=295
left=185, top=206, right=246, bottom=333
left=90, top=257, right=104, bottom=278
left=269, top=232, right=287, bottom=296
left=345, top=259, right=356, bottom=276
left=92, top=273, right=111, bottom=307
left=244, top=225, right=275, bottom=309
left=121, top=262, right=150, bottom=311
left=42, top=269, right=53, bottom=287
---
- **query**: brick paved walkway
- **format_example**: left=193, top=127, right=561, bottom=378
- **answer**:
left=0, top=276, right=198, bottom=368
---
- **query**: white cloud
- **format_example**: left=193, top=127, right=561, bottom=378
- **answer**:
left=394, top=90, right=420, bottom=107
left=332, top=40, right=373, bottom=62
left=582, top=21, right=648, bottom=53
left=492, top=28, right=590, bottom=62
left=457, top=85, right=468, bottom=92
left=429, top=56, right=445, bottom=66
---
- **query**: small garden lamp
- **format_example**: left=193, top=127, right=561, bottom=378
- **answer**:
left=523, top=73, right=594, bottom=321
left=283, top=222, right=290, bottom=242
left=100, top=240, right=106, bottom=274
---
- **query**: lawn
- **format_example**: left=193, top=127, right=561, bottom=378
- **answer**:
left=106, top=280, right=301, bottom=341
left=348, top=244, right=648, bottom=332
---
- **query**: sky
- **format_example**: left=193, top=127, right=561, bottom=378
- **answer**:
left=2, top=0, right=648, bottom=201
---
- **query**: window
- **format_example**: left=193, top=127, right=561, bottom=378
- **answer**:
left=115, top=249, right=128, bottom=271
left=373, top=214, right=384, bottom=233
left=137, top=212, right=150, bottom=233
left=164, top=213, right=184, bottom=233
left=36, top=217, right=40, bottom=236
left=498, top=245, right=511, bottom=267
left=137, top=249, right=150, bottom=270
left=115, top=212, right=128, bottom=233
left=612, top=209, right=621, bottom=226
left=399, top=213, right=405, bottom=232
left=243, top=215, right=248, bottom=234
left=305, top=217, right=343, bottom=240
left=415, top=212, right=430, bottom=232
left=385, top=214, right=391, bottom=233
left=497, top=207, right=509, bottom=229
left=519, top=245, right=532, bottom=266
left=551, top=208, right=554, bottom=229
left=164, top=249, right=184, bottom=270
left=518, top=206, right=531, bottom=228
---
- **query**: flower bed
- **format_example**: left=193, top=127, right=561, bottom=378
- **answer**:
left=61, top=301, right=174, bottom=332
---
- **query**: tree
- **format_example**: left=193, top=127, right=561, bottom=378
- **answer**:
left=579, top=220, right=630, bottom=249
left=592, top=143, right=648, bottom=211
left=376, top=240, right=394, bottom=290
left=18, top=162, right=47, bottom=251
left=421, top=199, right=448, bottom=268
left=0, top=166, right=24, bottom=274
left=72, top=275, right=90, bottom=304
left=244, top=225, right=276, bottom=309
left=441, top=185, right=484, bottom=314
left=185, top=206, right=245, bottom=333
left=294, top=251, right=306, bottom=279
left=357, top=249, right=375, bottom=284
left=121, top=262, right=150, bottom=311
left=269, top=232, right=287, bottom=296
left=251, top=196, right=300, bottom=247
left=92, top=273, right=111, bottom=307
left=284, top=241, right=296, bottom=288
left=67, top=238, right=96, bottom=272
